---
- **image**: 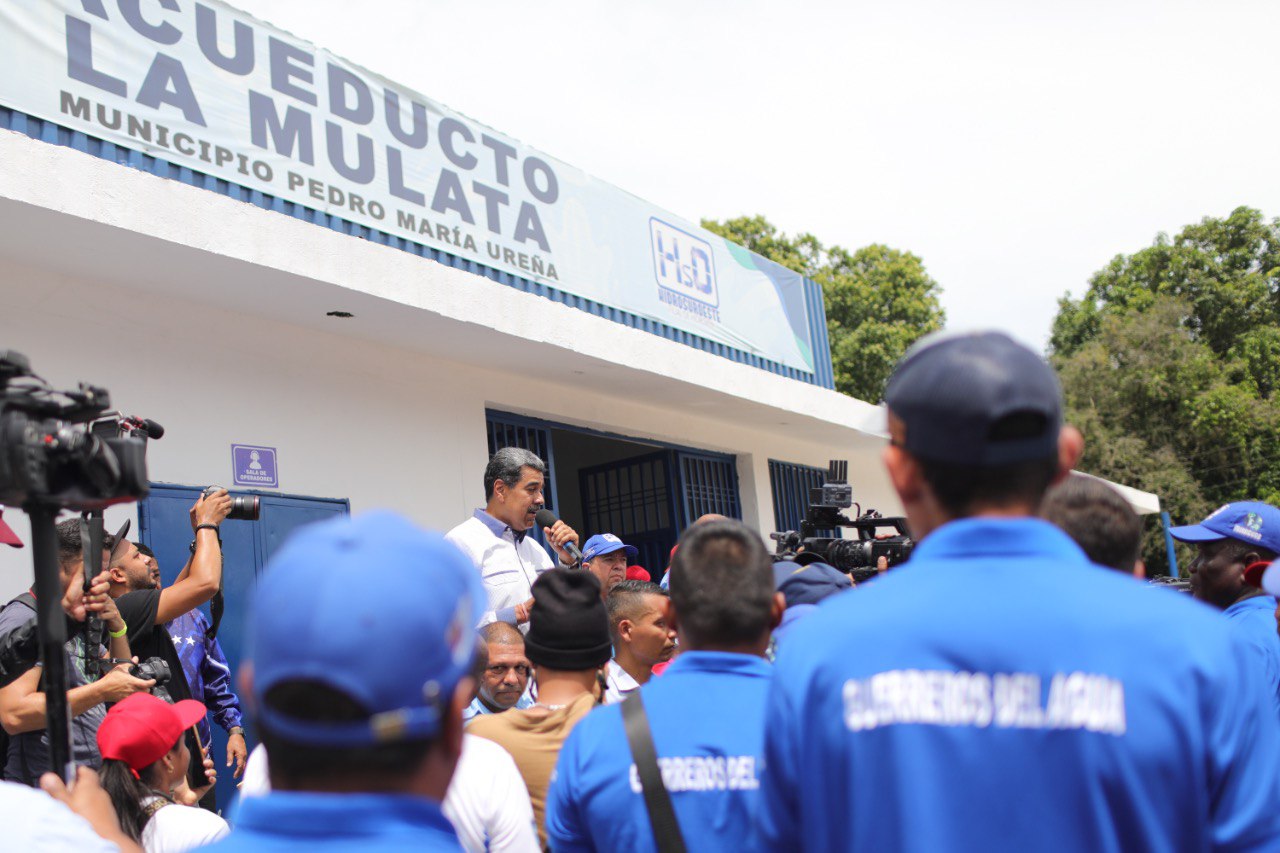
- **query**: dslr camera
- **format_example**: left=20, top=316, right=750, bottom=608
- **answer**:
left=201, top=485, right=259, bottom=521
left=771, top=460, right=915, bottom=582
left=131, top=657, right=174, bottom=703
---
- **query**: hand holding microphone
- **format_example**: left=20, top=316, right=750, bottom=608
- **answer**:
left=534, top=508, right=582, bottom=567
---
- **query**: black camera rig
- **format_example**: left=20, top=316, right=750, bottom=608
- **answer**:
left=0, top=350, right=151, bottom=781
left=771, top=460, right=915, bottom=582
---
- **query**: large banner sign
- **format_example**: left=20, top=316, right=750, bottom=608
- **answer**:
left=0, top=1, right=816, bottom=373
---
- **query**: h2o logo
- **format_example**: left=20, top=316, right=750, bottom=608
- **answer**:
left=650, top=218, right=719, bottom=308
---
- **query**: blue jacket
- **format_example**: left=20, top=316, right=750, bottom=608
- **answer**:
left=762, top=517, right=1280, bottom=852
left=165, top=609, right=243, bottom=748
left=546, top=651, right=771, bottom=853
left=200, top=791, right=461, bottom=851
left=1223, top=595, right=1280, bottom=717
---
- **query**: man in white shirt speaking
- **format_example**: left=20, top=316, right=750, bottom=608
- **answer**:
left=447, top=448, right=581, bottom=630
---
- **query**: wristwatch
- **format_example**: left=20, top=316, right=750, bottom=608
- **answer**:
left=228, top=726, right=245, bottom=736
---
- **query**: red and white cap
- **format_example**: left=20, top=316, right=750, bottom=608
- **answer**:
left=0, top=507, right=22, bottom=549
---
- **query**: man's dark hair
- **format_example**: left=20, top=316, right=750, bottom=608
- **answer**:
left=260, top=681, right=434, bottom=790
left=134, top=541, right=154, bottom=559
left=1041, top=477, right=1142, bottom=572
left=53, top=518, right=114, bottom=575
left=919, top=454, right=1059, bottom=520
left=483, top=447, right=547, bottom=501
left=916, top=412, right=1059, bottom=518
left=668, top=520, right=773, bottom=648
left=606, top=580, right=667, bottom=639
left=1221, top=538, right=1279, bottom=564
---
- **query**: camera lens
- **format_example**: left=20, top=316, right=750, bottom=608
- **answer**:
left=228, top=495, right=260, bottom=521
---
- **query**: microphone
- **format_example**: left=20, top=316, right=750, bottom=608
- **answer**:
left=123, top=417, right=165, bottom=439
left=534, top=508, right=583, bottom=566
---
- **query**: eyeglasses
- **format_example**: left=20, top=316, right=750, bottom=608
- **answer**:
left=486, top=664, right=531, bottom=678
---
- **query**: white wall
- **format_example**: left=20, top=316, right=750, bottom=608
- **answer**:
left=0, top=261, right=898, bottom=600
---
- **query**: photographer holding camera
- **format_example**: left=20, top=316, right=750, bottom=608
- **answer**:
left=107, top=489, right=231, bottom=794
left=0, top=521, right=153, bottom=785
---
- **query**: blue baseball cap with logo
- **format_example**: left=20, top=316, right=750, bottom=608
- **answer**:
left=1169, top=501, right=1280, bottom=555
left=248, top=511, right=485, bottom=747
left=581, top=533, right=638, bottom=563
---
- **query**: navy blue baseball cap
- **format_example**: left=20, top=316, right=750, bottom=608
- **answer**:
left=773, top=561, right=853, bottom=607
left=1169, top=501, right=1280, bottom=555
left=884, top=330, right=1063, bottom=465
left=249, top=511, right=485, bottom=747
left=582, top=533, right=638, bottom=563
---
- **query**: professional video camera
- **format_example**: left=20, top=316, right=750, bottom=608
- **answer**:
left=771, top=459, right=914, bottom=582
left=0, top=349, right=151, bottom=781
left=0, top=351, right=149, bottom=511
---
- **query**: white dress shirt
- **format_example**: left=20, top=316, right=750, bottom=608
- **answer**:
left=446, top=510, right=559, bottom=628
left=602, top=657, right=641, bottom=705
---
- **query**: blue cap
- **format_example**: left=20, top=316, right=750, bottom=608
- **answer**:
left=1169, top=501, right=1280, bottom=555
left=249, top=511, right=485, bottom=747
left=773, top=561, right=853, bottom=607
left=581, top=533, right=638, bottom=563
left=884, top=330, right=1063, bottom=465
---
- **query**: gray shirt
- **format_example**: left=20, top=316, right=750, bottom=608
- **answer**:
left=0, top=598, right=105, bottom=785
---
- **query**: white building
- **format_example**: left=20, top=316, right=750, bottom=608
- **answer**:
left=0, top=1, right=1159, bottom=808
left=0, top=1, right=943, bottom=589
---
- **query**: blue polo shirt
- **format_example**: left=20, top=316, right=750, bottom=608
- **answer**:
left=546, top=651, right=771, bottom=853
left=1223, top=594, right=1280, bottom=716
left=762, top=517, right=1280, bottom=852
left=200, top=791, right=462, bottom=852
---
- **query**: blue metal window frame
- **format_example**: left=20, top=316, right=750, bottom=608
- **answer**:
left=768, top=459, right=837, bottom=536
left=484, top=408, right=741, bottom=531
left=674, top=451, right=742, bottom=527
left=0, top=107, right=836, bottom=389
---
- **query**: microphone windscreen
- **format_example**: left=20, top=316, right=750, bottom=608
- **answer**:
left=534, top=508, right=559, bottom=530
left=142, top=419, right=165, bottom=439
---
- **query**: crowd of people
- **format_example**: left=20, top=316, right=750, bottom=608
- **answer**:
left=1, top=329, right=1279, bottom=851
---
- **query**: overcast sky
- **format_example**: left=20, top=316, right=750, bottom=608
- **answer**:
left=229, top=0, right=1280, bottom=351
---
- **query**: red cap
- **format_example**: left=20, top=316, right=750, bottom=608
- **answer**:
left=0, top=508, right=22, bottom=549
left=97, top=693, right=206, bottom=774
left=626, top=565, right=651, bottom=582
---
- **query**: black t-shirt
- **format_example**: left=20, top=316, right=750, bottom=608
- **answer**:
left=115, top=590, right=193, bottom=704
left=115, top=590, right=208, bottom=786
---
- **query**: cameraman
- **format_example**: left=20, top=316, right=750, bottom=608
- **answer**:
left=0, top=521, right=153, bottom=785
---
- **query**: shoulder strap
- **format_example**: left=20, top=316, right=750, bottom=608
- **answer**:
left=141, top=796, right=171, bottom=824
left=7, top=592, right=36, bottom=612
left=621, top=692, right=687, bottom=853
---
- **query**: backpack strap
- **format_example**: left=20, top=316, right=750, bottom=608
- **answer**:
left=6, top=592, right=36, bottom=613
left=621, top=691, right=687, bottom=853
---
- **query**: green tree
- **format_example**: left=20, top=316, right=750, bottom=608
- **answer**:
left=702, top=215, right=945, bottom=401
left=1050, top=207, right=1280, bottom=567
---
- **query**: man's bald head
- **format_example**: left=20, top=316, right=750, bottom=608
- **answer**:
left=694, top=514, right=729, bottom=526
left=481, top=621, right=525, bottom=647
left=477, top=620, right=531, bottom=712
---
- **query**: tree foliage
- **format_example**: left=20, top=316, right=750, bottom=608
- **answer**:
left=702, top=215, right=945, bottom=402
left=1050, top=207, right=1280, bottom=566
